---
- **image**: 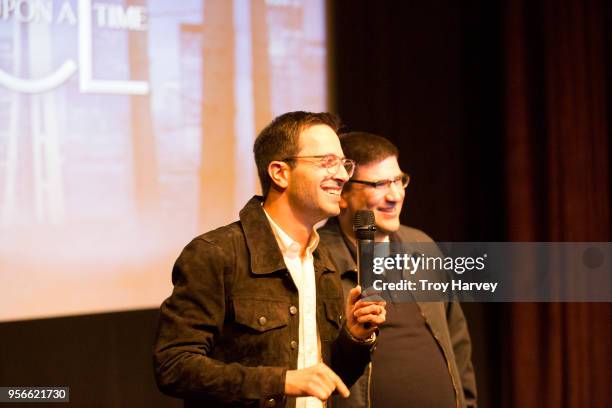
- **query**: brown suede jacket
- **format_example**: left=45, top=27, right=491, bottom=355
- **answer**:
left=154, top=197, right=375, bottom=408
left=320, top=218, right=477, bottom=408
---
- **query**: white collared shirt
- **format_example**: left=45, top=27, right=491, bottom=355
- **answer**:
left=264, top=209, right=322, bottom=408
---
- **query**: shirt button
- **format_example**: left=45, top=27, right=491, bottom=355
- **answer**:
left=289, top=306, right=298, bottom=315
left=265, top=398, right=276, bottom=407
left=258, top=316, right=267, bottom=326
left=290, top=340, right=298, bottom=350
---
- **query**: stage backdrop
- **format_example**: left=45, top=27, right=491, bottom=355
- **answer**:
left=0, top=0, right=328, bottom=322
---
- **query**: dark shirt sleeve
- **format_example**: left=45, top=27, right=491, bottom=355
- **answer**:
left=331, top=325, right=377, bottom=388
left=153, top=238, right=286, bottom=405
left=446, top=301, right=478, bottom=407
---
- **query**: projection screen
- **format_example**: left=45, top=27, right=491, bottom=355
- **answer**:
left=0, top=0, right=327, bottom=321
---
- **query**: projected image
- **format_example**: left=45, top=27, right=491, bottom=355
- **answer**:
left=0, top=0, right=327, bottom=321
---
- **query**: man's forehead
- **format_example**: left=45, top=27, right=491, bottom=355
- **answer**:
left=354, top=155, right=402, bottom=178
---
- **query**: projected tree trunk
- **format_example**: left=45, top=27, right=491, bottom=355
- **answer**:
left=127, top=0, right=159, bottom=219
left=199, top=0, right=236, bottom=232
left=251, top=0, right=272, bottom=192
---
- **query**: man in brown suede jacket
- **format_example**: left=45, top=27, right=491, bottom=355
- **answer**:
left=322, top=132, right=477, bottom=408
left=154, top=112, right=386, bottom=408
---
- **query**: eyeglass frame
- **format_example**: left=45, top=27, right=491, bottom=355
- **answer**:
left=281, top=154, right=356, bottom=178
left=347, top=173, right=410, bottom=191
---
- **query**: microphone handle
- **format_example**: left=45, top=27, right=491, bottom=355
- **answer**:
left=356, top=238, right=374, bottom=329
left=356, top=238, right=374, bottom=288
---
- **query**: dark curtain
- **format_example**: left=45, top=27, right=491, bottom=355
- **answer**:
left=503, top=0, right=612, bottom=407
left=330, top=0, right=612, bottom=407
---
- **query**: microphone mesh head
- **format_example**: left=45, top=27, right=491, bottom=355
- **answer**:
left=354, top=210, right=376, bottom=240
left=354, top=210, right=375, bottom=229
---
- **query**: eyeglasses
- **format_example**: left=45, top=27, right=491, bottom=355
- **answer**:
left=347, top=173, right=410, bottom=191
left=282, top=154, right=356, bottom=177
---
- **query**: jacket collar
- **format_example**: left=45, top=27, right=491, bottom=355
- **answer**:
left=318, top=217, right=358, bottom=277
left=319, top=217, right=404, bottom=277
left=239, top=196, right=334, bottom=275
left=322, top=218, right=436, bottom=313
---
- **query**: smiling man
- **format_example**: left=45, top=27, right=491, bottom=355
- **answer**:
left=154, top=113, right=386, bottom=408
left=320, top=132, right=477, bottom=408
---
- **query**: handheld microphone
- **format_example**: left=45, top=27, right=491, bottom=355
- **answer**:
left=353, top=210, right=377, bottom=328
left=353, top=210, right=376, bottom=292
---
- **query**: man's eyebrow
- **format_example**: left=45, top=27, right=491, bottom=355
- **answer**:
left=372, top=174, right=403, bottom=180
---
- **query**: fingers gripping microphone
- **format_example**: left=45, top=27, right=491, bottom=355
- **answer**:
left=353, top=210, right=376, bottom=289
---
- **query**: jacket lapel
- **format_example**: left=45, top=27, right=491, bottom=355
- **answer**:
left=239, top=196, right=287, bottom=275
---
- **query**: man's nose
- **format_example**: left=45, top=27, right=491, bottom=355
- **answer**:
left=333, top=164, right=350, bottom=183
left=385, top=181, right=404, bottom=201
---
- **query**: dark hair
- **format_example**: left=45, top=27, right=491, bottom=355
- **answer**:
left=254, top=111, right=341, bottom=196
left=339, top=132, right=398, bottom=168
left=339, top=132, right=398, bottom=191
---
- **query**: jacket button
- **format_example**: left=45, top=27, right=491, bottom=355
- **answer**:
left=290, top=340, right=298, bottom=350
left=289, top=306, right=298, bottom=315
left=258, top=316, right=267, bottom=326
left=265, top=398, right=276, bottom=407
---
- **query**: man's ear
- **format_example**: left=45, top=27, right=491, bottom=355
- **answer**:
left=267, top=161, right=290, bottom=190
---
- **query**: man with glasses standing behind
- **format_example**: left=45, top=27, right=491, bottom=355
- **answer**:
left=320, top=132, right=477, bottom=408
left=154, top=113, right=386, bottom=408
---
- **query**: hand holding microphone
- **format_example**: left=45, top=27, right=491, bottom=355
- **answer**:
left=350, top=210, right=386, bottom=334
left=345, top=285, right=386, bottom=340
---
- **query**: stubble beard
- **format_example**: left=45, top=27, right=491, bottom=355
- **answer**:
left=289, top=186, right=335, bottom=227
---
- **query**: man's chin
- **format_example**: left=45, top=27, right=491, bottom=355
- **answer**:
left=312, top=199, right=340, bottom=221
left=324, top=203, right=341, bottom=217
